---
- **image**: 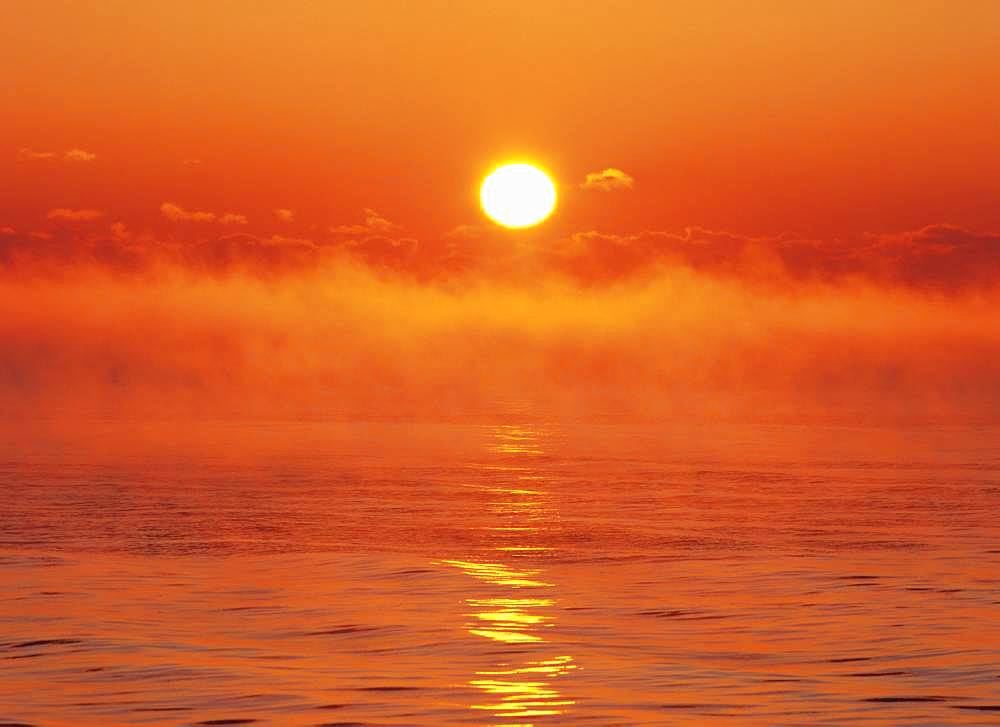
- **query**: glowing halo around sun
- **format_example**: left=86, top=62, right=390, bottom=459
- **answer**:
left=480, top=163, right=557, bottom=228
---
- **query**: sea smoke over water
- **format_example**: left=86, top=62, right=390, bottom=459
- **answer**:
left=2, top=237, right=998, bottom=422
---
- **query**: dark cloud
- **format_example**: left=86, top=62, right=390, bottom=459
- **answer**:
left=862, top=224, right=1000, bottom=289
left=545, top=224, right=1000, bottom=289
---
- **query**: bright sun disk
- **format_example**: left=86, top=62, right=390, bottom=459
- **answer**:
left=480, top=163, right=557, bottom=229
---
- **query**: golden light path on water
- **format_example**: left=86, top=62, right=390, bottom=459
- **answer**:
left=441, top=424, right=577, bottom=724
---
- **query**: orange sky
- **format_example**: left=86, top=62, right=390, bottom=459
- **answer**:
left=2, top=2, right=1000, bottom=421
left=3, top=0, right=1000, bottom=243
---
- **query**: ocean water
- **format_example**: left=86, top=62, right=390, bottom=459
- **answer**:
left=0, top=420, right=997, bottom=725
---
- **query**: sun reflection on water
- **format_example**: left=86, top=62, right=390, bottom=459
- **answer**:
left=441, top=424, right=576, bottom=725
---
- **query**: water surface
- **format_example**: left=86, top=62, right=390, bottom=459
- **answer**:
left=0, top=420, right=998, bottom=725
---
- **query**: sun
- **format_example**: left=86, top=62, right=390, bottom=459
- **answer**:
left=480, top=163, right=557, bottom=229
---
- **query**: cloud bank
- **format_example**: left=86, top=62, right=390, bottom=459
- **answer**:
left=0, top=222, right=998, bottom=423
left=7, top=221, right=994, bottom=290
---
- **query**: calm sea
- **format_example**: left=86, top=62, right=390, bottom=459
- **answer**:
left=0, top=420, right=997, bottom=725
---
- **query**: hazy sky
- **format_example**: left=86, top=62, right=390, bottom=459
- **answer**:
left=2, top=2, right=1000, bottom=421
left=4, top=1, right=999, bottom=242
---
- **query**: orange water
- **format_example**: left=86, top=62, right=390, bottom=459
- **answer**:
left=0, top=420, right=997, bottom=725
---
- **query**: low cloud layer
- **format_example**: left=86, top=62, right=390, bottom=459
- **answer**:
left=0, top=221, right=998, bottom=423
left=544, top=224, right=1000, bottom=290
left=4, top=221, right=994, bottom=291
